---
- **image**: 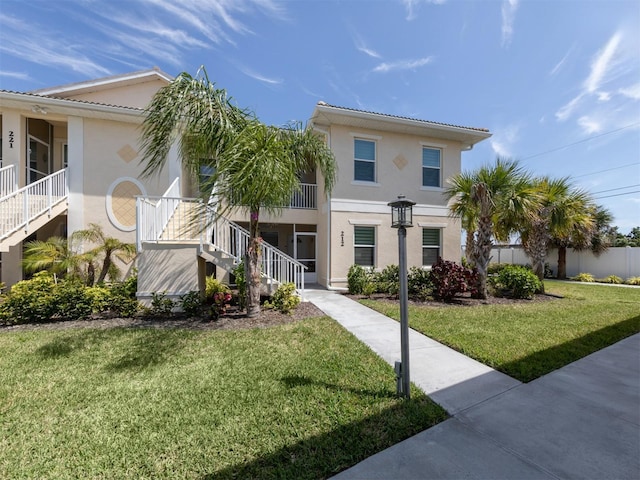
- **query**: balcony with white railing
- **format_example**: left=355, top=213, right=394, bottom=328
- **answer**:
left=0, top=168, right=68, bottom=249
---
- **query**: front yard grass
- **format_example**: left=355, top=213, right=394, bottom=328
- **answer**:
left=361, top=280, right=640, bottom=382
left=0, top=317, right=446, bottom=480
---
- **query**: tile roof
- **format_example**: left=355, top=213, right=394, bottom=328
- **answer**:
left=316, top=101, right=490, bottom=133
left=0, top=89, right=144, bottom=111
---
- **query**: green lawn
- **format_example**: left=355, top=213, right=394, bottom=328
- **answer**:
left=0, top=317, right=446, bottom=480
left=361, top=280, right=640, bottom=382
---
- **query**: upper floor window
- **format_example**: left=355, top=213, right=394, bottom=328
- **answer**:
left=422, top=228, right=441, bottom=266
left=422, top=147, right=441, bottom=188
left=354, top=139, right=376, bottom=182
left=354, top=226, right=376, bottom=267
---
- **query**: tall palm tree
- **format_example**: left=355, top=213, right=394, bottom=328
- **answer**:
left=73, top=223, right=136, bottom=284
left=445, top=158, right=536, bottom=299
left=139, top=68, right=337, bottom=317
left=521, top=177, right=593, bottom=288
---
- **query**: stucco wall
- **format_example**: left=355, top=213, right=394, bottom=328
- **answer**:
left=61, top=79, right=168, bottom=109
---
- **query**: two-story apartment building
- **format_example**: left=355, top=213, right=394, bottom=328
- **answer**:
left=0, top=69, right=491, bottom=297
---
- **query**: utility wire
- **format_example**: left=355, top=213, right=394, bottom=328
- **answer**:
left=521, top=122, right=640, bottom=161
left=573, top=162, right=640, bottom=179
left=592, top=190, right=640, bottom=200
left=590, top=184, right=640, bottom=195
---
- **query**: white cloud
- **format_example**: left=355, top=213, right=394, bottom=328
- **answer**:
left=0, top=71, right=31, bottom=81
left=354, top=34, right=381, bottom=59
left=372, top=57, right=433, bottom=73
left=549, top=45, right=574, bottom=77
left=490, top=124, right=520, bottom=157
left=584, top=31, right=622, bottom=93
left=577, top=116, right=602, bottom=134
left=401, top=0, right=446, bottom=21
left=619, top=83, right=640, bottom=100
left=238, top=66, right=283, bottom=85
left=501, top=0, right=519, bottom=47
left=555, top=93, right=584, bottom=122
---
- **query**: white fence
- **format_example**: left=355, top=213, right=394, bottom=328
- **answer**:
left=0, top=165, right=17, bottom=197
left=486, top=246, right=640, bottom=280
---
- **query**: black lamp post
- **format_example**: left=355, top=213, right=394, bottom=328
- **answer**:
left=388, top=194, right=415, bottom=398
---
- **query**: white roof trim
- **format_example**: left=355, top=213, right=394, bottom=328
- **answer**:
left=30, top=68, right=173, bottom=96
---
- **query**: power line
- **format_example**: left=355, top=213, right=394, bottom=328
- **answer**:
left=573, top=162, right=639, bottom=179
left=590, top=184, right=640, bottom=194
left=521, top=122, right=640, bottom=161
left=593, top=190, right=640, bottom=200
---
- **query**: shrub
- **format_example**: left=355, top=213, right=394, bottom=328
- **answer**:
left=205, top=276, right=231, bottom=300
left=600, top=275, right=623, bottom=284
left=107, top=276, right=140, bottom=317
left=208, top=291, right=232, bottom=320
left=180, top=291, right=204, bottom=317
left=487, top=263, right=508, bottom=275
left=85, top=285, right=112, bottom=313
left=347, top=264, right=373, bottom=295
left=0, top=272, right=57, bottom=324
left=572, top=272, right=595, bottom=283
left=150, top=292, right=175, bottom=315
left=408, top=267, right=433, bottom=301
left=625, top=276, right=640, bottom=286
left=264, top=282, right=300, bottom=314
left=53, top=279, right=94, bottom=320
left=489, top=264, right=542, bottom=299
left=430, top=258, right=477, bottom=302
left=375, top=264, right=400, bottom=296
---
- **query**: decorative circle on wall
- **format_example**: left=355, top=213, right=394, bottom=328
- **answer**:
left=106, top=177, right=146, bottom=231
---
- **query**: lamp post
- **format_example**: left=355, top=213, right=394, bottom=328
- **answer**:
left=388, top=194, right=415, bottom=398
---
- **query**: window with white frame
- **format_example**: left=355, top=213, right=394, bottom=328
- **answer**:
left=422, top=147, right=441, bottom=187
left=354, top=138, right=376, bottom=182
left=422, top=228, right=441, bottom=266
left=354, top=226, right=376, bottom=267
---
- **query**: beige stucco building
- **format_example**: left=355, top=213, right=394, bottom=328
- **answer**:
left=0, top=69, right=491, bottom=297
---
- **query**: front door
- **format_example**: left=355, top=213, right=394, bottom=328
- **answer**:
left=295, top=232, right=317, bottom=284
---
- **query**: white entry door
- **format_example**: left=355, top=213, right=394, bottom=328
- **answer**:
left=294, top=232, right=317, bottom=284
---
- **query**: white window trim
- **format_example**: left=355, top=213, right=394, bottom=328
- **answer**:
left=354, top=225, right=376, bottom=268
left=349, top=219, right=382, bottom=225
left=353, top=135, right=379, bottom=184
left=421, top=145, right=442, bottom=189
left=422, top=227, right=442, bottom=267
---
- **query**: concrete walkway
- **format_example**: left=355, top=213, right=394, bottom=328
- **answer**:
left=305, top=288, right=640, bottom=480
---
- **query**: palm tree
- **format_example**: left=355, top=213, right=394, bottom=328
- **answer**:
left=521, top=177, right=593, bottom=288
left=551, top=204, right=612, bottom=279
left=73, top=223, right=136, bottom=284
left=22, top=236, right=81, bottom=281
left=446, top=158, right=536, bottom=299
left=139, top=68, right=337, bottom=317
left=445, top=171, right=478, bottom=266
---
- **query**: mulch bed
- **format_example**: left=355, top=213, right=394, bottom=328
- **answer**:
left=0, top=292, right=558, bottom=333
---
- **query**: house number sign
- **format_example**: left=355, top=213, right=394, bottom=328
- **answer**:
left=8, top=131, right=14, bottom=148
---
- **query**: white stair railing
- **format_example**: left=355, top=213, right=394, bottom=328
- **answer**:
left=0, top=169, right=67, bottom=242
left=136, top=192, right=306, bottom=291
left=0, top=165, right=17, bottom=197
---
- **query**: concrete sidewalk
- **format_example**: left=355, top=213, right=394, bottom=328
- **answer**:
left=305, top=288, right=640, bottom=480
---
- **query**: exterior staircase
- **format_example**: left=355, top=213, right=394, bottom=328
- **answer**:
left=135, top=178, right=306, bottom=300
left=0, top=167, right=68, bottom=252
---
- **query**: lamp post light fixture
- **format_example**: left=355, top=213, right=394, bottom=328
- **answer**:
left=388, top=194, right=415, bottom=398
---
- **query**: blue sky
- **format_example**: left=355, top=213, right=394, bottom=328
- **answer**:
left=1, top=0, right=639, bottom=232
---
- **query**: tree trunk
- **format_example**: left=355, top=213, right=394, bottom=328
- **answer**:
left=245, top=211, right=262, bottom=318
left=97, top=254, right=112, bottom=284
left=474, top=214, right=492, bottom=300
left=465, top=228, right=476, bottom=267
left=557, top=246, right=567, bottom=280
left=523, top=219, right=548, bottom=293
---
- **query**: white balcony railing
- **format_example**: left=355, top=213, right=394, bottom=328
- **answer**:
left=290, top=183, right=316, bottom=209
left=0, top=169, right=67, bottom=242
left=0, top=165, right=17, bottom=197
